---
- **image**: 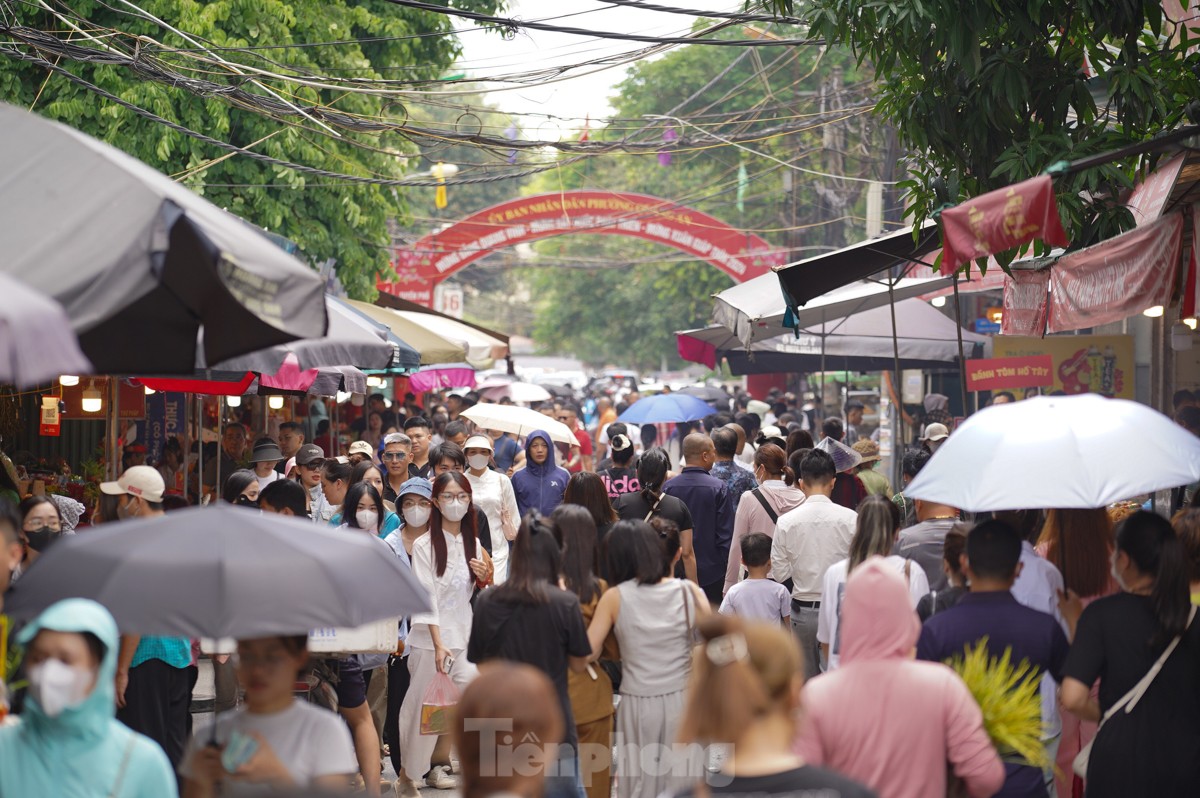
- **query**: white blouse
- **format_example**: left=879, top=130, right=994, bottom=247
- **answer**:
left=408, top=529, right=476, bottom=651
left=466, top=468, right=519, bottom=583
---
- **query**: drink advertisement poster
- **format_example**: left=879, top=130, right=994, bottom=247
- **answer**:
left=992, top=335, right=1134, bottom=399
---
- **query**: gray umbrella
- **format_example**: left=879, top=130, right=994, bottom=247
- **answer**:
left=0, top=272, right=92, bottom=387
left=0, top=103, right=327, bottom=373
left=3, top=504, right=428, bottom=638
left=210, top=295, right=412, bottom=374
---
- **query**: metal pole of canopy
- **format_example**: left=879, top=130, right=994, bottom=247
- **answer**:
left=888, top=279, right=904, bottom=451
left=952, top=273, right=969, bottom=416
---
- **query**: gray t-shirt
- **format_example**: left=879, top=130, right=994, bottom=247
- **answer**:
left=896, top=518, right=958, bottom=591
left=719, top=578, right=791, bottom=624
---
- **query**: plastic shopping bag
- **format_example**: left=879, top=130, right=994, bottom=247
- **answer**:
left=420, top=672, right=460, bottom=736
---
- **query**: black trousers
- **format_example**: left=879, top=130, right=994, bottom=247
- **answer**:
left=385, top=654, right=412, bottom=775
left=701, top=578, right=724, bottom=607
left=116, top=659, right=192, bottom=769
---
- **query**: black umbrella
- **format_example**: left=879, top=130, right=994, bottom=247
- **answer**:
left=0, top=104, right=327, bottom=373
left=678, top=385, right=732, bottom=408
left=4, top=504, right=428, bottom=638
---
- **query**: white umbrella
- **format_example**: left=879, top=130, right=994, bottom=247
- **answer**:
left=904, top=394, right=1200, bottom=511
left=480, top=381, right=553, bottom=404
left=461, top=402, right=576, bottom=446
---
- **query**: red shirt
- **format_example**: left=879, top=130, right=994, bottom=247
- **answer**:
left=566, top=427, right=593, bottom=473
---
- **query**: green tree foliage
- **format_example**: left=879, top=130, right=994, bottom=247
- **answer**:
left=0, top=0, right=503, bottom=298
left=779, top=0, right=1200, bottom=266
left=519, top=33, right=883, bottom=370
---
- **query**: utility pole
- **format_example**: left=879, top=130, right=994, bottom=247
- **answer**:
left=817, top=65, right=848, bottom=248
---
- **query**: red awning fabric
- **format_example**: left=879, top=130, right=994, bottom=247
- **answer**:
left=138, top=372, right=255, bottom=396
left=1047, top=212, right=1182, bottom=333
left=940, top=175, right=1069, bottom=274
left=1000, top=270, right=1051, bottom=336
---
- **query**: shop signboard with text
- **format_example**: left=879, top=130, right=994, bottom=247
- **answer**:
left=992, top=335, right=1134, bottom=399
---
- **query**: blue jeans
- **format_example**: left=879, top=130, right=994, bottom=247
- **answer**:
left=544, top=746, right=586, bottom=798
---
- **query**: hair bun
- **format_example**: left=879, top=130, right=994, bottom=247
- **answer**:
left=610, top=434, right=632, bottom=452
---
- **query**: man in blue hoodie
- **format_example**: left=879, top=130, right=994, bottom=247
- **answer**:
left=511, top=430, right=569, bottom=518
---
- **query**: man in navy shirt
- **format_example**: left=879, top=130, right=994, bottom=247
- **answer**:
left=917, top=519, right=1069, bottom=798
left=663, top=432, right=734, bottom=605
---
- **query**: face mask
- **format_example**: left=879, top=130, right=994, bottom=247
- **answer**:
left=467, top=454, right=490, bottom=471
left=439, top=499, right=470, bottom=523
left=403, top=505, right=431, bottom=528
left=25, top=526, right=59, bottom=553
left=28, top=658, right=93, bottom=718
left=235, top=495, right=258, bottom=509
left=116, top=497, right=138, bottom=520
left=356, top=509, right=379, bottom=530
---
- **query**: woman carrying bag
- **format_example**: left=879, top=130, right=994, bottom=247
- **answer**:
left=1061, top=510, right=1200, bottom=797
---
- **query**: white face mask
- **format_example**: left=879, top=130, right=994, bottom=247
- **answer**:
left=402, top=504, right=431, bottom=528
left=467, top=454, right=490, bottom=471
left=439, top=499, right=470, bottom=523
left=28, top=658, right=93, bottom=718
left=356, top=509, right=379, bottom=530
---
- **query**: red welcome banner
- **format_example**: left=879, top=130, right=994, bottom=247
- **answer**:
left=966, top=356, right=1055, bottom=391
left=379, top=191, right=785, bottom=306
left=1047, top=212, right=1182, bottom=333
left=940, top=175, right=1069, bottom=273
left=1001, top=269, right=1051, bottom=336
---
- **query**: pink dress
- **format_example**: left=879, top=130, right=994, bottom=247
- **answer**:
left=795, top=558, right=1005, bottom=798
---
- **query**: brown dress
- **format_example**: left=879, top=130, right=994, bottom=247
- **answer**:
left=569, top=578, right=617, bottom=798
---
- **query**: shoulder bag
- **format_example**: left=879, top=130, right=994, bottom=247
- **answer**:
left=1073, top=605, right=1197, bottom=777
left=749, top=488, right=778, bottom=525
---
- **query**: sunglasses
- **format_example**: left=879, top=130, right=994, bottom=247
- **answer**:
left=382, top=452, right=408, bottom=461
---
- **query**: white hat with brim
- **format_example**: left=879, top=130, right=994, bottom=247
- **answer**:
left=464, top=435, right=494, bottom=453
left=100, top=465, right=165, bottom=503
left=347, top=441, right=373, bottom=457
left=921, top=423, right=951, bottom=442
left=815, top=436, right=863, bottom=474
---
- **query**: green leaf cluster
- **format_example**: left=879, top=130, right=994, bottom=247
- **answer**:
left=946, top=637, right=1050, bottom=770
left=0, top=0, right=504, bottom=298
left=789, top=0, right=1200, bottom=269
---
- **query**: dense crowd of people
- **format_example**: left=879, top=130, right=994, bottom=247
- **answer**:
left=2, top=385, right=1200, bottom=798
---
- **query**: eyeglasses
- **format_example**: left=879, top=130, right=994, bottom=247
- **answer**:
left=23, top=519, right=61, bottom=531
left=382, top=452, right=408, bottom=461
left=439, top=493, right=470, bottom=503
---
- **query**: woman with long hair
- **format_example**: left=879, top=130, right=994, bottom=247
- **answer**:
left=1061, top=511, right=1200, bottom=797
left=724, top=444, right=806, bottom=593
left=612, top=448, right=694, bottom=580
left=587, top=520, right=710, bottom=798
left=678, top=616, right=874, bottom=797
left=340, top=482, right=386, bottom=537
left=467, top=512, right=591, bottom=798
left=1036, top=507, right=1117, bottom=794
left=817, top=495, right=928, bottom=670
left=335, top=464, right=400, bottom=536
left=563, top=472, right=618, bottom=544
left=553, top=504, right=617, bottom=798
left=396, top=472, right=493, bottom=796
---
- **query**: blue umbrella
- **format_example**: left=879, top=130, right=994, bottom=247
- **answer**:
left=618, top=393, right=716, bottom=424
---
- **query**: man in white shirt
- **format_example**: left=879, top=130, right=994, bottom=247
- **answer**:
left=771, top=448, right=858, bottom=680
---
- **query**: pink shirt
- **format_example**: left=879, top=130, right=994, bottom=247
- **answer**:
left=724, top=481, right=806, bottom=593
left=794, top=558, right=1004, bottom=798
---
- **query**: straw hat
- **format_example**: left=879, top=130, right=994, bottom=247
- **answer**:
left=851, top=439, right=881, bottom=464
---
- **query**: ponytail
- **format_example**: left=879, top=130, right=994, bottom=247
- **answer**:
left=754, top=444, right=795, bottom=487
left=677, top=615, right=802, bottom=746
left=1116, top=511, right=1190, bottom=646
left=637, top=447, right=671, bottom=506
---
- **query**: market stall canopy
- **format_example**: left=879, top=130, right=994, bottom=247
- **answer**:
left=408, top=364, right=477, bottom=392
left=391, top=310, right=507, bottom=370
left=679, top=298, right=989, bottom=374
left=0, top=104, right=327, bottom=373
left=773, top=221, right=941, bottom=309
left=479, top=381, right=553, bottom=404
left=0, top=272, right=93, bottom=387
left=713, top=272, right=957, bottom=347
left=211, top=295, right=411, bottom=374
left=343, top=300, right=468, bottom=365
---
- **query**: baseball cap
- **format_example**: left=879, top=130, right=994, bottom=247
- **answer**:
left=249, top=439, right=284, bottom=463
left=757, top=425, right=786, bottom=448
left=100, top=465, right=165, bottom=503
left=921, top=423, right=950, bottom=442
left=463, top=435, right=493, bottom=453
left=348, top=441, right=373, bottom=457
left=294, top=444, right=326, bottom=466
left=399, top=477, right=433, bottom=501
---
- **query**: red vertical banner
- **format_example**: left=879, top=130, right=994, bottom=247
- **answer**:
left=940, top=175, right=1069, bottom=273
left=1001, top=269, right=1051, bottom=336
left=39, top=396, right=60, bottom=437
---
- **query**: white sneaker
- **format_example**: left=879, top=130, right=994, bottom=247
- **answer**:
left=394, top=777, right=420, bottom=798
left=426, top=765, right=458, bottom=790
left=448, top=758, right=461, bottom=775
